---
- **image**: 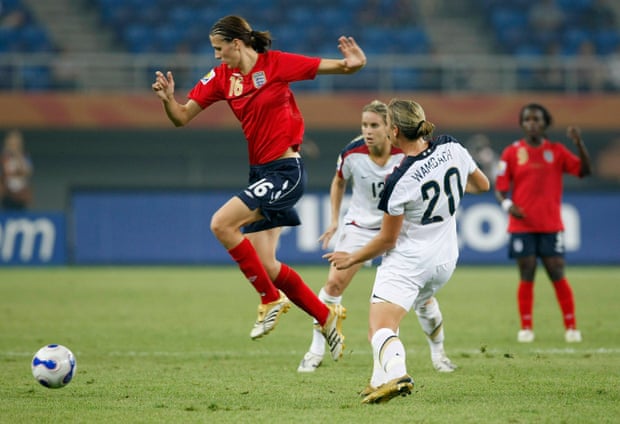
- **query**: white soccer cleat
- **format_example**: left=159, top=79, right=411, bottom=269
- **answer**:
left=297, top=351, right=324, bottom=373
left=565, top=329, right=582, bottom=343
left=517, top=329, right=535, bottom=343
left=432, top=355, right=457, bottom=373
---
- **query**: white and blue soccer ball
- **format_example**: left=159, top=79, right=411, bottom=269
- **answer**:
left=31, top=344, right=77, bottom=389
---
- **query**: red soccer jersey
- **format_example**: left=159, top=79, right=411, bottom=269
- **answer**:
left=188, top=50, right=321, bottom=165
left=495, top=139, right=583, bottom=233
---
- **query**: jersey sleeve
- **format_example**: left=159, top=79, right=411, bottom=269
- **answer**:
left=383, top=179, right=409, bottom=216
left=378, top=163, right=410, bottom=216
left=336, top=151, right=350, bottom=180
left=495, top=145, right=513, bottom=192
left=187, top=67, right=226, bottom=109
left=557, top=143, right=583, bottom=177
left=457, top=142, right=479, bottom=174
left=271, top=51, right=320, bottom=82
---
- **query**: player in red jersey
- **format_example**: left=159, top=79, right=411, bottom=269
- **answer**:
left=495, top=103, right=591, bottom=343
left=152, top=15, right=366, bottom=360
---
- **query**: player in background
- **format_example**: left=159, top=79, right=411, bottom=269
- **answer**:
left=325, top=99, right=490, bottom=404
left=152, top=15, right=367, bottom=361
left=297, top=100, right=405, bottom=372
left=495, top=103, right=591, bottom=344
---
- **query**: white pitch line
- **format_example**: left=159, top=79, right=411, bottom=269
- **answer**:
left=4, top=347, right=620, bottom=358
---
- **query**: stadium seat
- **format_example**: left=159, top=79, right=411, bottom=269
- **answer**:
left=0, top=28, right=21, bottom=53
left=593, top=29, right=620, bottom=55
left=19, top=25, right=54, bottom=52
left=21, top=65, right=52, bottom=91
left=123, top=24, right=153, bottom=53
left=557, top=0, right=592, bottom=12
left=155, top=25, right=186, bottom=53
left=396, top=27, right=430, bottom=54
left=562, top=28, right=593, bottom=55
left=170, top=6, right=197, bottom=28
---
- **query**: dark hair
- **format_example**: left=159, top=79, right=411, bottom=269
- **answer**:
left=210, top=15, right=272, bottom=53
left=519, top=103, right=553, bottom=128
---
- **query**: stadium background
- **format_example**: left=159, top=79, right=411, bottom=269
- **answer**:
left=1, top=0, right=619, bottom=265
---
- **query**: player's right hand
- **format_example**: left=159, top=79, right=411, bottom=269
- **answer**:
left=152, top=71, right=175, bottom=101
left=319, top=224, right=338, bottom=250
left=509, top=204, right=526, bottom=219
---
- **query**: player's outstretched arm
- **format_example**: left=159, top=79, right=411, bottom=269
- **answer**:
left=317, top=36, right=367, bottom=75
left=152, top=71, right=202, bottom=127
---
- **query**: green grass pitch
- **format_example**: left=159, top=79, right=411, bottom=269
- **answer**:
left=1, top=265, right=619, bottom=423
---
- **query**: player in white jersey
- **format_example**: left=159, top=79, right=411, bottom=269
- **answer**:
left=325, top=99, right=490, bottom=404
left=298, top=100, right=404, bottom=372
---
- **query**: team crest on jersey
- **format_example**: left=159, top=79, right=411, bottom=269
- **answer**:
left=543, top=150, right=554, bottom=163
left=200, top=69, right=216, bottom=85
left=497, top=160, right=507, bottom=176
left=517, top=147, right=528, bottom=165
left=252, top=71, right=267, bottom=88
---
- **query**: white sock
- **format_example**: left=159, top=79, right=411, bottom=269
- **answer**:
left=319, top=287, right=342, bottom=305
left=416, top=297, right=446, bottom=359
left=309, top=288, right=342, bottom=356
left=371, top=328, right=407, bottom=384
left=370, top=358, right=386, bottom=389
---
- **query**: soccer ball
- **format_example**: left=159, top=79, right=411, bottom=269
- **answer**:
left=31, top=344, right=77, bottom=389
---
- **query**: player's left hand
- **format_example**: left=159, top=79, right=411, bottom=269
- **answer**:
left=567, top=126, right=582, bottom=145
left=323, top=251, right=355, bottom=270
left=338, top=36, right=367, bottom=72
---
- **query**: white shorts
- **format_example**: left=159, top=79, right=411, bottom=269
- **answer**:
left=333, top=223, right=379, bottom=253
left=370, top=259, right=457, bottom=312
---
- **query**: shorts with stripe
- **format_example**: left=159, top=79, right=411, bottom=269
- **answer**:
left=238, top=157, right=306, bottom=233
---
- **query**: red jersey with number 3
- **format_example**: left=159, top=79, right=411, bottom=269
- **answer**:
left=495, top=139, right=583, bottom=233
left=188, top=50, right=321, bottom=165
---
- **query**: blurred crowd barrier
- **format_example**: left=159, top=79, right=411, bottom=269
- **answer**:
left=1, top=52, right=619, bottom=93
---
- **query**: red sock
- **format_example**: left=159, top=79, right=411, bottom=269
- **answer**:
left=553, top=277, right=577, bottom=329
left=227, top=238, right=279, bottom=304
left=274, top=264, right=330, bottom=325
left=517, top=281, right=534, bottom=330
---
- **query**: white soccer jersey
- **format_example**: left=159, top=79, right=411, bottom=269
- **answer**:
left=378, top=135, right=478, bottom=268
left=337, top=137, right=405, bottom=229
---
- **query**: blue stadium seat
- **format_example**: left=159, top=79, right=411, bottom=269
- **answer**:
left=562, top=28, right=593, bottom=55
left=514, top=44, right=544, bottom=56
left=0, top=28, right=21, bottom=53
left=123, top=24, right=153, bottom=53
left=396, top=27, right=430, bottom=54
left=19, top=25, right=53, bottom=52
left=557, top=0, right=592, bottom=12
left=593, top=29, right=620, bottom=55
left=87, top=0, right=433, bottom=79
left=21, top=65, right=52, bottom=91
left=390, top=68, right=423, bottom=90
left=0, top=0, right=23, bottom=10
left=490, top=8, right=527, bottom=31
left=155, top=25, right=186, bottom=53
left=170, top=6, right=197, bottom=28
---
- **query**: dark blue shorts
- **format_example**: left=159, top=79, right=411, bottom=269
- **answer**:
left=237, top=157, right=307, bottom=233
left=508, top=232, right=565, bottom=259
